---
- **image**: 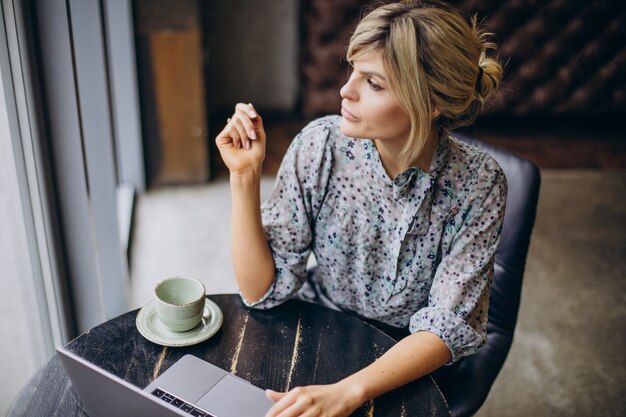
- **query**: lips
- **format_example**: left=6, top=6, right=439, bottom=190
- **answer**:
left=341, top=105, right=360, bottom=122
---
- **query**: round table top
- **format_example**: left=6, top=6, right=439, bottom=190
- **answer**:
left=8, top=294, right=450, bottom=417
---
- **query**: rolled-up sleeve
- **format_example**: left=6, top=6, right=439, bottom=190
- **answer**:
left=242, top=118, right=334, bottom=309
left=409, top=157, right=507, bottom=363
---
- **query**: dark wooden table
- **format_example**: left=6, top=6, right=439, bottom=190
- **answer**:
left=8, top=294, right=450, bottom=416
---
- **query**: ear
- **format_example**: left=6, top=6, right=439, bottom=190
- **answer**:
left=431, top=108, right=441, bottom=119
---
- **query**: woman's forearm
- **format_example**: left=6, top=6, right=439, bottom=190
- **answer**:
left=339, top=331, right=452, bottom=405
left=264, top=331, right=451, bottom=417
left=229, top=170, right=276, bottom=303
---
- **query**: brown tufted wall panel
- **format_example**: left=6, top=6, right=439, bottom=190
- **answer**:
left=300, top=0, right=626, bottom=117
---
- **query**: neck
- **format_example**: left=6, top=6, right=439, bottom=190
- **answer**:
left=374, top=129, right=439, bottom=179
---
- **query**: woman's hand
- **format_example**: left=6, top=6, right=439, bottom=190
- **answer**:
left=215, top=102, right=266, bottom=177
left=265, top=382, right=365, bottom=417
left=263, top=332, right=450, bottom=417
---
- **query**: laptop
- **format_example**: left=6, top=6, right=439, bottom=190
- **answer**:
left=57, top=347, right=274, bottom=417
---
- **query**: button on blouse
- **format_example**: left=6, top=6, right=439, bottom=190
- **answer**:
left=243, top=115, right=507, bottom=363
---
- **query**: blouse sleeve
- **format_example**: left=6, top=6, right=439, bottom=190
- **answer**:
left=409, top=156, right=507, bottom=363
left=241, top=118, right=335, bottom=309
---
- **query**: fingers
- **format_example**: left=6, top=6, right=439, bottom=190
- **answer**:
left=231, top=116, right=249, bottom=150
left=265, top=388, right=312, bottom=417
left=265, top=389, right=295, bottom=417
left=266, top=389, right=286, bottom=402
left=219, top=103, right=261, bottom=151
left=238, top=102, right=259, bottom=121
left=230, top=103, right=258, bottom=149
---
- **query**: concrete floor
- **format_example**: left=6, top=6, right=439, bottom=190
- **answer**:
left=477, top=171, right=626, bottom=417
left=128, top=171, right=626, bottom=417
left=128, top=178, right=276, bottom=310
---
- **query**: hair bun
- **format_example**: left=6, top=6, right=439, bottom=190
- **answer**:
left=476, top=54, right=502, bottom=103
left=472, top=10, right=503, bottom=105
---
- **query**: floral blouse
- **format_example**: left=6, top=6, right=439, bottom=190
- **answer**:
left=244, top=115, right=507, bottom=363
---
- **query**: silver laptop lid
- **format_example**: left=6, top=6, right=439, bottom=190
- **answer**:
left=57, top=347, right=187, bottom=417
left=58, top=348, right=274, bottom=417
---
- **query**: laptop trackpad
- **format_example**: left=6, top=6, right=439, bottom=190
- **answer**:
left=146, top=355, right=228, bottom=403
left=197, top=375, right=274, bottom=417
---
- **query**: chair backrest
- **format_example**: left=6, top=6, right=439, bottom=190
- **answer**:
left=442, top=133, right=541, bottom=417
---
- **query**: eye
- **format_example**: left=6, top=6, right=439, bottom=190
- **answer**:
left=367, top=78, right=383, bottom=91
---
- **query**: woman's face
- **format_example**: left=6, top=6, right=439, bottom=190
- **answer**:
left=339, top=49, right=411, bottom=145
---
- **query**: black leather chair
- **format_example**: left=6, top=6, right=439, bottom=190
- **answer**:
left=431, top=133, right=541, bottom=417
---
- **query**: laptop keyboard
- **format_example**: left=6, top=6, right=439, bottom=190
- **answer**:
left=151, top=388, right=215, bottom=417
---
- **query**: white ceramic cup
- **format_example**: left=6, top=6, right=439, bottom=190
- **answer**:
left=154, top=276, right=206, bottom=332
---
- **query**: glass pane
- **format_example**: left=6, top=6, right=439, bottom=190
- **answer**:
left=0, top=90, right=47, bottom=416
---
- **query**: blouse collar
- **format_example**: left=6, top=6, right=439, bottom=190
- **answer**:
left=368, top=134, right=450, bottom=200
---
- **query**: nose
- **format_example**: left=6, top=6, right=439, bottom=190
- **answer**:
left=340, top=72, right=358, bottom=101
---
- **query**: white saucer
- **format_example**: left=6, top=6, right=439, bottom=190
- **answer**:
left=136, top=298, right=223, bottom=347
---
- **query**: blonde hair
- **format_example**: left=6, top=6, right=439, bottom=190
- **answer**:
left=346, top=0, right=502, bottom=164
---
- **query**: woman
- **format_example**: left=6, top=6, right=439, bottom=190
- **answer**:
left=215, top=1, right=506, bottom=416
